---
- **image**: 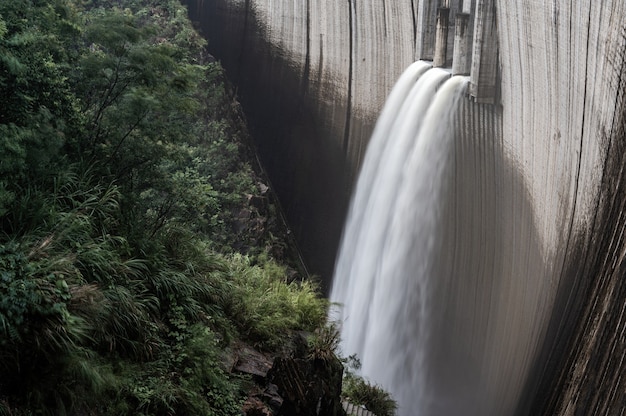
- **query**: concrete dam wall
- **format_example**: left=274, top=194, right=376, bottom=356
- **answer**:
left=185, top=0, right=626, bottom=414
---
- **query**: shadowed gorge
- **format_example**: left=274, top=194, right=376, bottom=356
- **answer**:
left=185, top=0, right=626, bottom=414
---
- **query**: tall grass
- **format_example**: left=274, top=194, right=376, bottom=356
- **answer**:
left=222, top=254, right=328, bottom=349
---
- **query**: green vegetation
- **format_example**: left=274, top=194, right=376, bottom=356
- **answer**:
left=308, top=321, right=341, bottom=362
left=342, top=356, right=398, bottom=416
left=0, top=0, right=328, bottom=414
left=304, top=322, right=399, bottom=415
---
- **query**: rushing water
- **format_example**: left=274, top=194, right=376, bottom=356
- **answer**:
left=330, top=62, right=553, bottom=416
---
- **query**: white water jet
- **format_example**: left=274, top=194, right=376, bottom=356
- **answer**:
left=331, top=67, right=471, bottom=413
left=331, top=65, right=552, bottom=415
left=362, top=74, right=470, bottom=412
left=331, top=60, right=432, bottom=298
left=333, top=66, right=453, bottom=358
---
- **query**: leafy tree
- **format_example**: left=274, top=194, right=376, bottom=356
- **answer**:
left=0, top=0, right=328, bottom=414
left=0, top=0, right=83, bottom=221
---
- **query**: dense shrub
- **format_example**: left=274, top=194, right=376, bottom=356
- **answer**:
left=342, top=356, right=398, bottom=416
left=0, top=0, right=328, bottom=414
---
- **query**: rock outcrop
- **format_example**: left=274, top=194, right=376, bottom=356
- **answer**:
left=269, top=356, right=345, bottom=416
left=232, top=341, right=345, bottom=416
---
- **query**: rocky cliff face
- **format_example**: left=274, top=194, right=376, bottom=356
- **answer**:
left=185, top=0, right=626, bottom=414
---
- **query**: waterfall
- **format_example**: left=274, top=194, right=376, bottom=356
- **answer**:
left=330, top=63, right=550, bottom=416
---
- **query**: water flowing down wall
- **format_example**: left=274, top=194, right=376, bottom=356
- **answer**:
left=330, top=63, right=558, bottom=415
left=185, top=0, right=626, bottom=414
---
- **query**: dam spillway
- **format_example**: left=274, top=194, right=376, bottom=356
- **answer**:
left=329, top=59, right=548, bottom=414
left=184, top=0, right=626, bottom=414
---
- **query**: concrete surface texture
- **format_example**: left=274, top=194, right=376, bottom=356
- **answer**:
left=184, top=1, right=626, bottom=414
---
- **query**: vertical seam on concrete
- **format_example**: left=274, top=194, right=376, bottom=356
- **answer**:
left=343, top=0, right=355, bottom=153
left=411, top=0, right=418, bottom=58
left=301, top=0, right=311, bottom=98
left=554, top=0, right=575, bottom=288
left=595, top=18, right=626, bottom=286
left=574, top=3, right=593, bottom=230
left=236, top=0, right=251, bottom=84
left=561, top=4, right=593, bottom=279
left=382, top=0, right=388, bottom=37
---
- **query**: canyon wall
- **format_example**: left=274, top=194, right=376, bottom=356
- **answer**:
left=185, top=0, right=626, bottom=414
